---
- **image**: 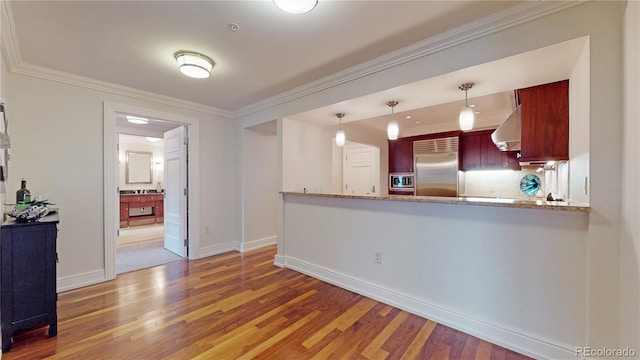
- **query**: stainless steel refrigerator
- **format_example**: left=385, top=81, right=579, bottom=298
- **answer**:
left=413, top=137, right=459, bottom=197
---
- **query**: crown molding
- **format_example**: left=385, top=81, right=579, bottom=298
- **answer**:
left=235, top=1, right=582, bottom=118
left=8, top=62, right=234, bottom=118
left=1, top=0, right=22, bottom=70
left=0, top=1, right=233, bottom=120
left=1, top=1, right=581, bottom=121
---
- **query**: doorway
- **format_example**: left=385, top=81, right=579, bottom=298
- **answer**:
left=103, top=102, right=201, bottom=281
left=342, top=142, right=380, bottom=196
left=116, top=133, right=182, bottom=274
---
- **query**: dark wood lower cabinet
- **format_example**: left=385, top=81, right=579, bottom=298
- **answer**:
left=1, top=213, right=59, bottom=353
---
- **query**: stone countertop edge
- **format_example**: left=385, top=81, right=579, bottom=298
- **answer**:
left=280, top=191, right=591, bottom=212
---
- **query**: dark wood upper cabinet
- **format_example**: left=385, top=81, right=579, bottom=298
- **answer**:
left=388, top=137, right=414, bottom=173
left=388, top=130, right=463, bottom=173
left=518, top=80, right=569, bottom=163
left=460, top=129, right=520, bottom=171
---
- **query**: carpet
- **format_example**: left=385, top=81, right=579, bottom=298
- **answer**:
left=116, top=239, right=184, bottom=274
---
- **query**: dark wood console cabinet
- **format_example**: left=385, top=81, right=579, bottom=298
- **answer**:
left=1, top=213, right=59, bottom=353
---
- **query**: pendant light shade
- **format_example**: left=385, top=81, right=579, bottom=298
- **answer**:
left=175, top=51, right=215, bottom=79
left=459, top=106, right=474, bottom=131
left=274, top=0, right=318, bottom=14
left=335, top=113, right=346, bottom=147
left=386, top=101, right=399, bottom=140
left=335, top=129, right=345, bottom=147
left=387, top=120, right=399, bottom=140
left=458, top=82, right=475, bottom=131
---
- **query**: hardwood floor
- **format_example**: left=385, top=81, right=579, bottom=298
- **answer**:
left=3, top=246, right=531, bottom=359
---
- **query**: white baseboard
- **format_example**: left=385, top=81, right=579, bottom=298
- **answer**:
left=240, top=235, right=277, bottom=253
left=283, top=255, right=575, bottom=360
left=57, top=269, right=106, bottom=292
left=196, top=241, right=239, bottom=259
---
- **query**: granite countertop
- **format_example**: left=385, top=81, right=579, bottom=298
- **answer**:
left=280, top=191, right=590, bottom=212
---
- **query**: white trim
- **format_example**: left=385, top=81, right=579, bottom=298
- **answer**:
left=240, top=235, right=277, bottom=253
left=196, top=242, right=239, bottom=259
left=57, top=270, right=106, bottom=293
left=282, top=255, right=576, bottom=360
left=2, top=1, right=578, bottom=120
left=236, top=1, right=580, bottom=118
left=0, top=1, right=21, bottom=69
left=104, top=102, right=201, bottom=281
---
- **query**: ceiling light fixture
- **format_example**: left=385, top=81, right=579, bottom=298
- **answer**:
left=174, top=51, right=215, bottom=79
left=274, top=0, right=318, bottom=14
left=126, top=116, right=148, bottom=125
left=458, top=82, right=475, bottom=131
left=386, top=100, right=399, bottom=140
left=335, top=112, right=346, bottom=147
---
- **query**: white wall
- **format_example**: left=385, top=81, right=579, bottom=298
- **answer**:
left=569, top=41, right=590, bottom=204
left=620, top=0, right=640, bottom=354
left=247, top=1, right=629, bottom=358
left=242, top=126, right=278, bottom=251
left=282, top=118, right=333, bottom=193
left=118, top=135, right=164, bottom=191
left=283, top=195, right=588, bottom=358
left=4, top=71, right=240, bottom=288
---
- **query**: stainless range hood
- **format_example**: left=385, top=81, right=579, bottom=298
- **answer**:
left=491, top=105, right=521, bottom=151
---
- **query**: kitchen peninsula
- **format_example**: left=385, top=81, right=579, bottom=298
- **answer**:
left=277, top=189, right=591, bottom=359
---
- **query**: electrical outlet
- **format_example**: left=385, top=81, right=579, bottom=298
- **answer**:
left=374, top=251, right=382, bottom=264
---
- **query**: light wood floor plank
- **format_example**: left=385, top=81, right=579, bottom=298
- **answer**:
left=2, top=246, right=531, bottom=360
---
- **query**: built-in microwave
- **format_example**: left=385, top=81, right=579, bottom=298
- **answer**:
left=389, top=172, right=414, bottom=192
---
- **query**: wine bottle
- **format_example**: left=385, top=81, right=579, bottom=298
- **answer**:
left=16, top=179, right=30, bottom=203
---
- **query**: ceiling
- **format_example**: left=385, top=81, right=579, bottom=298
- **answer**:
left=5, top=1, right=584, bottom=137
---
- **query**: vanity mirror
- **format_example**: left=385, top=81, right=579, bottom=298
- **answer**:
left=125, top=151, right=153, bottom=184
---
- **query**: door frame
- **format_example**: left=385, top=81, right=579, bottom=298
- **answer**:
left=103, top=102, right=200, bottom=281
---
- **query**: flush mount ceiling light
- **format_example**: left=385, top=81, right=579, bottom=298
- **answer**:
left=274, top=0, right=318, bottom=14
left=174, top=51, right=215, bottom=79
left=386, top=100, right=399, bottom=140
left=335, top=112, right=346, bottom=147
left=126, top=116, right=148, bottom=125
left=458, top=82, right=475, bottom=131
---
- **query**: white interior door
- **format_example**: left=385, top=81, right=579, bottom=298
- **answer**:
left=164, top=126, right=187, bottom=257
left=343, top=143, right=379, bottom=195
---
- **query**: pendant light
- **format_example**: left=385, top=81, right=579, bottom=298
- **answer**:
left=458, top=82, right=475, bottom=131
left=335, top=112, right=346, bottom=147
left=386, top=100, right=399, bottom=140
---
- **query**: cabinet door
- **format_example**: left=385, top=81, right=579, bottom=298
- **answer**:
left=119, top=203, right=129, bottom=221
left=388, top=138, right=413, bottom=173
left=519, top=80, right=569, bottom=162
left=155, top=200, right=164, bottom=217
left=461, top=132, right=481, bottom=171
left=462, top=130, right=520, bottom=170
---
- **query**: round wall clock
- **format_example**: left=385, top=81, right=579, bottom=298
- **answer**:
left=520, top=174, right=541, bottom=196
